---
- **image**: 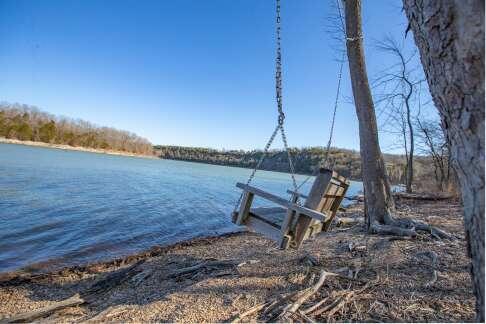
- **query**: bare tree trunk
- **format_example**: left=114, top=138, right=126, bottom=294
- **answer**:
left=344, top=0, right=395, bottom=226
left=404, top=82, right=414, bottom=193
left=403, top=0, right=484, bottom=320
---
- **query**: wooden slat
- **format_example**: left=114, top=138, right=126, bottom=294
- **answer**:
left=304, top=170, right=332, bottom=210
left=236, top=183, right=325, bottom=222
left=323, top=181, right=349, bottom=231
left=250, top=207, right=287, bottom=228
left=245, top=215, right=283, bottom=243
left=250, top=212, right=282, bottom=228
left=235, top=191, right=254, bottom=225
left=320, top=182, right=340, bottom=212
left=236, top=183, right=289, bottom=206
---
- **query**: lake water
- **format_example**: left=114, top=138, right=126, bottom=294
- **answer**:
left=0, top=143, right=363, bottom=273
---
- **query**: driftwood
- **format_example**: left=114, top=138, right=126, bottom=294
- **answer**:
left=2, top=294, right=84, bottom=323
left=393, top=192, right=452, bottom=201
left=233, top=265, right=376, bottom=323
left=2, top=260, right=145, bottom=324
left=162, top=260, right=237, bottom=279
left=284, top=269, right=330, bottom=314
left=231, top=302, right=271, bottom=323
left=84, top=305, right=128, bottom=322
left=335, top=216, right=361, bottom=227
left=4, top=258, right=238, bottom=323
left=415, top=251, right=439, bottom=287
left=84, top=260, right=144, bottom=299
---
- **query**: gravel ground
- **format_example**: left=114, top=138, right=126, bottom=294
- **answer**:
left=0, top=198, right=475, bottom=322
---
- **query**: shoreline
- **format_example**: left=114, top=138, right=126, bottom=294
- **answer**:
left=0, top=231, right=245, bottom=282
left=0, top=199, right=474, bottom=322
left=0, top=138, right=157, bottom=159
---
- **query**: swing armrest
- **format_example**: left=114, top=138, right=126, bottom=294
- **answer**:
left=236, top=183, right=325, bottom=222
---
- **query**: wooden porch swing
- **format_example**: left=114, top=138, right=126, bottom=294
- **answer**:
left=232, top=168, right=349, bottom=249
left=230, top=0, right=350, bottom=249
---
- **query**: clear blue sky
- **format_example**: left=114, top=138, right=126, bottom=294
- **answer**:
left=0, top=0, right=430, bottom=151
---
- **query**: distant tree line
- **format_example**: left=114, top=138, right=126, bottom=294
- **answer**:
left=0, top=102, right=153, bottom=155
left=154, top=145, right=436, bottom=185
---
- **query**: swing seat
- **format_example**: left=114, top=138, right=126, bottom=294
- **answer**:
left=232, top=168, right=350, bottom=249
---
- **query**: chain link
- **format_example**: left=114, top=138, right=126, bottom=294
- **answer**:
left=233, top=0, right=299, bottom=213
left=276, top=0, right=285, bottom=127
left=295, top=0, right=347, bottom=191
left=233, top=125, right=280, bottom=212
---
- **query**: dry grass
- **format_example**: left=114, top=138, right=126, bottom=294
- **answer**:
left=0, top=198, right=475, bottom=322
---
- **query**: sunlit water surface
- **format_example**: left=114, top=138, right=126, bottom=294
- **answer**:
left=0, top=143, right=363, bottom=273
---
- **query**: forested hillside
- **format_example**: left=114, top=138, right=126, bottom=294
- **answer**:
left=0, top=103, right=153, bottom=155
left=154, top=145, right=432, bottom=184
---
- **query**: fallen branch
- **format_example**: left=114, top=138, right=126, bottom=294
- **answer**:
left=284, top=269, right=330, bottom=314
left=85, top=305, right=128, bottom=322
left=393, top=192, right=452, bottom=201
left=335, top=217, right=361, bottom=227
left=2, top=294, right=84, bottom=323
left=3, top=261, right=145, bottom=323
left=326, top=291, right=355, bottom=321
left=302, top=297, right=329, bottom=314
left=162, top=260, right=237, bottom=279
left=415, top=251, right=439, bottom=287
left=84, top=260, right=145, bottom=299
left=231, top=301, right=271, bottom=323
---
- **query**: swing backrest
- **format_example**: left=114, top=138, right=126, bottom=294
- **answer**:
left=289, top=168, right=350, bottom=247
left=292, top=168, right=349, bottom=216
left=314, top=171, right=349, bottom=230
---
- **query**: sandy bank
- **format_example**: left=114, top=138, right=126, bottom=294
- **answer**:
left=0, top=199, right=474, bottom=322
left=0, top=138, right=157, bottom=159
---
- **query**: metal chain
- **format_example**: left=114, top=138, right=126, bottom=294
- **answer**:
left=295, top=0, right=346, bottom=191
left=321, top=50, right=345, bottom=168
left=233, top=125, right=280, bottom=213
left=280, top=126, right=299, bottom=191
left=275, top=0, right=298, bottom=192
left=233, top=0, right=299, bottom=212
left=276, top=0, right=285, bottom=127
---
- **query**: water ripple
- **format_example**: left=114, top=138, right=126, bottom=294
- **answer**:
left=0, top=143, right=363, bottom=273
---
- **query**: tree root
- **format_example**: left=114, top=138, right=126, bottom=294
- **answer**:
left=370, top=217, right=455, bottom=240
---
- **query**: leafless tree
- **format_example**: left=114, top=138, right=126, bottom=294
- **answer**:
left=415, top=118, right=451, bottom=191
left=343, top=0, right=453, bottom=239
left=373, top=37, right=425, bottom=192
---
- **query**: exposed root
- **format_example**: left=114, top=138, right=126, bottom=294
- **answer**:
left=370, top=221, right=417, bottom=237
left=370, top=214, right=455, bottom=240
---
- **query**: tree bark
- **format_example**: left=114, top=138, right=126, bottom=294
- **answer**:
left=344, top=0, right=395, bottom=227
left=404, top=79, right=414, bottom=193
left=403, top=0, right=484, bottom=320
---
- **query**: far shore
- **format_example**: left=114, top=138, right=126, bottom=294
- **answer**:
left=0, top=137, right=157, bottom=159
